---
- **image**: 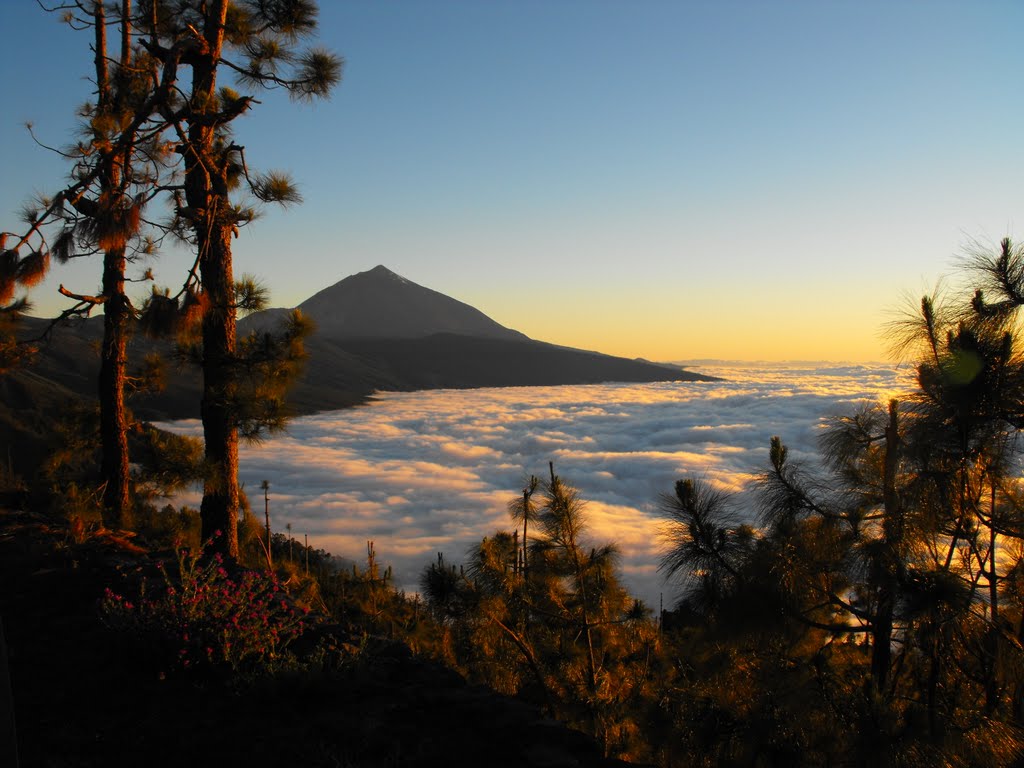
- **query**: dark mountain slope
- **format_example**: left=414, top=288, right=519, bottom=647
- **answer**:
left=14, top=316, right=202, bottom=421
left=330, top=333, right=700, bottom=390
left=14, top=316, right=104, bottom=397
left=0, top=370, right=82, bottom=478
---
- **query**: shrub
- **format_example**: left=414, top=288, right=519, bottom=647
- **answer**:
left=101, top=534, right=309, bottom=675
left=133, top=503, right=201, bottom=550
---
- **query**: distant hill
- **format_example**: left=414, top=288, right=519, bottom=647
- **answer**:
left=10, top=266, right=715, bottom=428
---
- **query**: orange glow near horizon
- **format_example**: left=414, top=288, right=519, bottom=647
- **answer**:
left=505, top=312, right=889, bottom=364
left=477, top=278, right=895, bottom=364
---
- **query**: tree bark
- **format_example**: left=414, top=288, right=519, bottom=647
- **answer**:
left=185, top=0, right=239, bottom=558
left=197, top=215, right=239, bottom=558
left=871, top=400, right=901, bottom=693
left=984, top=481, right=1000, bottom=714
left=95, top=0, right=133, bottom=529
left=99, top=251, right=132, bottom=528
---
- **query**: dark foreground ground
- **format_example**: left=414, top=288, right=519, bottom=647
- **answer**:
left=0, top=508, right=638, bottom=768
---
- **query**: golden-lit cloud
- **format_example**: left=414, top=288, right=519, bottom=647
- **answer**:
left=162, top=363, right=914, bottom=605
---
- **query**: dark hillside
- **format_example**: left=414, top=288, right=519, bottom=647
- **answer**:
left=332, top=333, right=703, bottom=390
left=14, top=317, right=203, bottom=421
left=0, top=370, right=81, bottom=479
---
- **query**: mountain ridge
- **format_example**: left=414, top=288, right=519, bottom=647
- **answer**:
left=11, top=266, right=716, bottom=433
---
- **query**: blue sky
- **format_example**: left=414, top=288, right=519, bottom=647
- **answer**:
left=3, top=1, right=1024, bottom=361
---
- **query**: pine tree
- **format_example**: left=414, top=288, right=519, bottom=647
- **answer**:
left=424, top=465, right=653, bottom=757
left=887, top=239, right=1024, bottom=721
left=658, top=242, right=1024, bottom=762
left=11, top=2, right=182, bottom=526
left=0, top=234, right=49, bottom=372
left=49, top=0, right=171, bottom=528
left=14, top=1, right=338, bottom=547
left=135, top=0, right=341, bottom=556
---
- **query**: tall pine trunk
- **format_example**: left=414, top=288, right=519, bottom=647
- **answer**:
left=198, top=220, right=239, bottom=557
left=984, top=482, right=1000, bottom=714
left=186, top=0, right=239, bottom=558
left=95, top=0, right=133, bottom=529
left=870, top=400, right=901, bottom=693
left=99, top=251, right=131, bottom=527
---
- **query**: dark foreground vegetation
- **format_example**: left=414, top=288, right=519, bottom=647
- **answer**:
left=0, top=505, right=635, bottom=768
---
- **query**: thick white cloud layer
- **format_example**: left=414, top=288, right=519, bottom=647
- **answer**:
left=163, top=363, right=913, bottom=606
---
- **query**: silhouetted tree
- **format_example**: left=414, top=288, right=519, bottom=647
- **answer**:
left=885, top=238, right=1024, bottom=724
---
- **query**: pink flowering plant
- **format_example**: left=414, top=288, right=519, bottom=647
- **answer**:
left=101, top=533, right=309, bottom=674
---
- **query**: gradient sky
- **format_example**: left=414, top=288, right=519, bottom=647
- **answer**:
left=3, top=1, right=1024, bottom=361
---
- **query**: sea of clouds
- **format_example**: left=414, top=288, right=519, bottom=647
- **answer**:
left=163, top=363, right=915, bottom=607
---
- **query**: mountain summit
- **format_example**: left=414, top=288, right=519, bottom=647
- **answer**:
left=295, top=265, right=527, bottom=341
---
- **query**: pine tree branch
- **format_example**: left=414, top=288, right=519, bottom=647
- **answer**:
left=58, top=284, right=106, bottom=305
